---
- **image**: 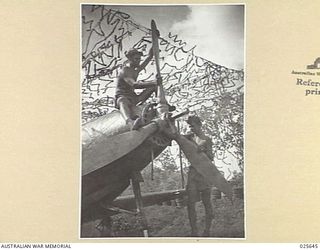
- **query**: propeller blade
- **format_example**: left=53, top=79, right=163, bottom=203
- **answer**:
left=177, top=136, right=233, bottom=200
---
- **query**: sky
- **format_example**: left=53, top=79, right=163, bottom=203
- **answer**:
left=107, top=4, right=245, bottom=70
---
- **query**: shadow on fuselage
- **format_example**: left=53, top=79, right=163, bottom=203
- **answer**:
left=81, top=108, right=167, bottom=223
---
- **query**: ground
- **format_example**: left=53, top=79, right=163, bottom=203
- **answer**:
left=82, top=196, right=244, bottom=238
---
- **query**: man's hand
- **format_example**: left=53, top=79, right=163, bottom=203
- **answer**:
left=196, top=139, right=207, bottom=153
left=155, top=29, right=160, bottom=37
left=148, top=46, right=154, bottom=57
left=198, top=145, right=206, bottom=153
left=161, top=120, right=179, bottom=140
left=156, top=74, right=162, bottom=85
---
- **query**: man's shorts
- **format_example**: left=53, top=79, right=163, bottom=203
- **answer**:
left=115, top=95, right=138, bottom=109
left=186, top=166, right=211, bottom=203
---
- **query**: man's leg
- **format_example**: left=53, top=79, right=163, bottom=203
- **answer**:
left=118, top=97, right=134, bottom=122
left=187, top=186, right=200, bottom=236
left=117, top=97, right=143, bottom=130
left=187, top=200, right=198, bottom=236
left=201, top=188, right=213, bottom=236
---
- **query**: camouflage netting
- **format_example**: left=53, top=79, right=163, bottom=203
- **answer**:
left=81, top=5, right=244, bottom=178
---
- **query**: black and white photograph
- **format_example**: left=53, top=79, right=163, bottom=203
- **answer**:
left=80, top=4, right=245, bottom=238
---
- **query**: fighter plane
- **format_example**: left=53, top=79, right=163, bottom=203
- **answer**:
left=81, top=104, right=188, bottom=218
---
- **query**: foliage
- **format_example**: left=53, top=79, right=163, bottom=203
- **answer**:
left=197, top=90, right=244, bottom=171
left=122, top=155, right=186, bottom=196
left=110, top=197, right=244, bottom=237
left=229, top=171, right=244, bottom=188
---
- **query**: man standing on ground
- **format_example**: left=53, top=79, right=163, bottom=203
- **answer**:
left=184, top=115, right=214, bottom=236
left=162, top=115, right=214, bottom=236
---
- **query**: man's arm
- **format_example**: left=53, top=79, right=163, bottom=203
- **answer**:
left=124, top=77, right=157, bottom=89
left=120, top=67, right=157, bottom=89
left=161, top=122, right=213, bottom=160
left=138, top=47, right=153, bottom=71
left=160, top=122, right=189, bottom=146
left=201, top=136, right=214, bottom=161
left=169, top=133, right=213, bottom=163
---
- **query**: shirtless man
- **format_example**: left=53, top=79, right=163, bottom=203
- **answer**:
left=115, top=47, right=158, bottom=130
left=162, top=115, right=214, bottom=236
left=184, top=115, right=214, bottom=236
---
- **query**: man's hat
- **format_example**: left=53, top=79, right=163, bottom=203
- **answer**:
left=187, top=115, right=202, bottom=125
left=125, top=48, right=143, bottom=58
